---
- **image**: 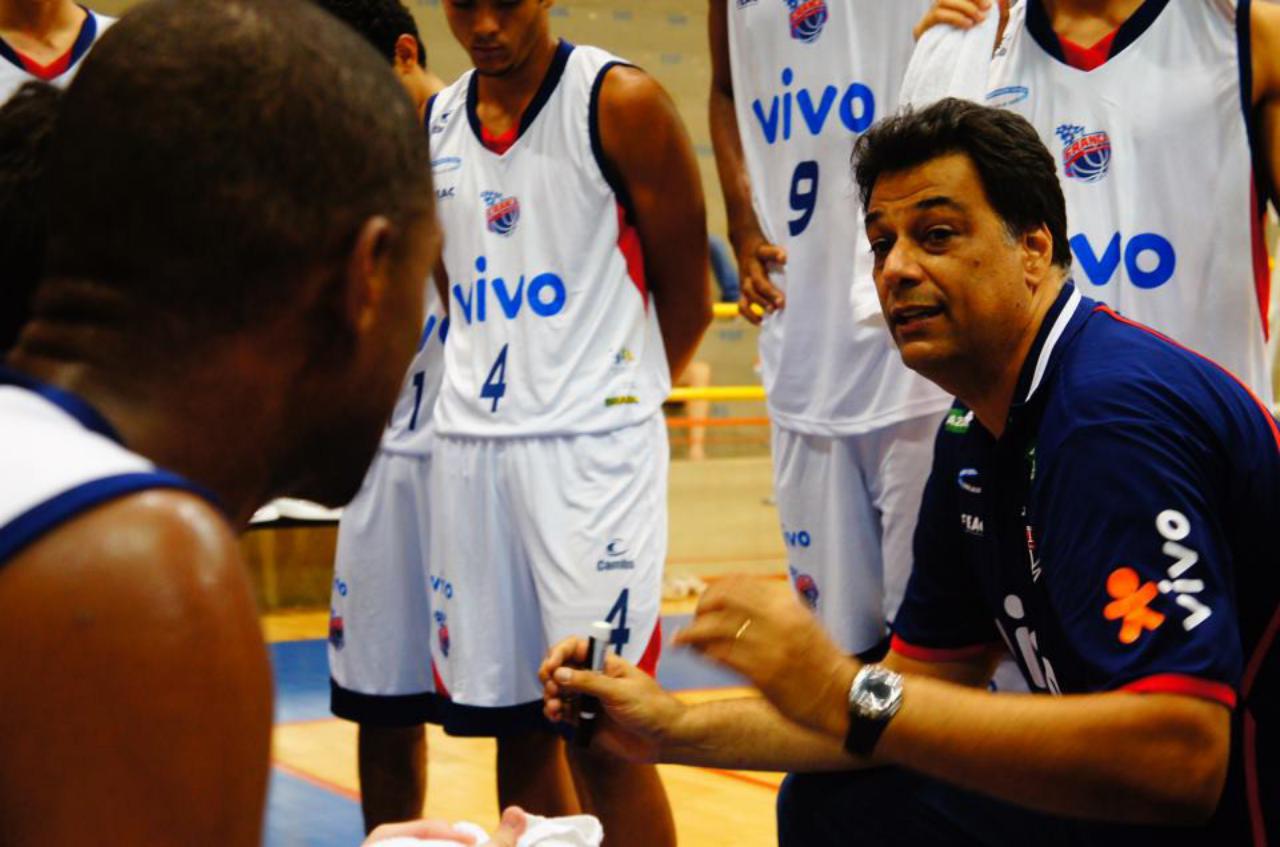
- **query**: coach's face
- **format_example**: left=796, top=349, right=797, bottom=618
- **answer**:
left=865, top=153, right=1054, bottom=388
left=444, top=0, right=552, bottom=77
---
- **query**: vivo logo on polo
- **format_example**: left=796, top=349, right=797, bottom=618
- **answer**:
left=1070, top=232, right=1177, bottom=290
left=751, top=68, right=875, bottom=145
left=452, top=255, right=567, bottom=324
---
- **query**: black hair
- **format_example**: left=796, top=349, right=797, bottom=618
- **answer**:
left=0, top=81, right=60, bottom=352
left=312, top=0, right=426, bottom=67
left=38, top=0, right=433, bottom=340
left=853, top=98, right=1072, bottom=269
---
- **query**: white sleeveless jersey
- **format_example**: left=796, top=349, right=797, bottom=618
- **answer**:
left=377, top=278, right=447, bottom=455
left=0, top=10, right=114, bottom=102
left=727, top=0, right=949, bottom=435
left=428, top=42, right=670, bottom=438
left=987, top=0, right=1273, bottom=403
left=0, top=374, right=206, bottom=565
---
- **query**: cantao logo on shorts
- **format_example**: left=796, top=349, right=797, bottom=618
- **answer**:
left=598, top=539, right=636, bottom=571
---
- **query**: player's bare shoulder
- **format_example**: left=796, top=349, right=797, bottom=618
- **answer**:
left=1252, top=0, right=1280, bottom=103
left=596, top=64, right=685, bottom=155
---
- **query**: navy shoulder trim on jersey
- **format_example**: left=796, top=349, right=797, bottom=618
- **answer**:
left=1026, top=0, right=1170, bottom=68
left=1237, top=0, right=1270, bottom=210
left=0, top=471, right=219, bottom=565
left=424, top=92, right=439, bottom=137
left=589, top=60, right=639, bottom=223
left=465, top=39, right=574, bottom=149
left=0, top=366, right=122, bottom=443
left=0, top=6, right=98, bottom=76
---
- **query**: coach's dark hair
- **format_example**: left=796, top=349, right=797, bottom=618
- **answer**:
left=312, top=0, right=426, bottom=67
left=38, top=0, right=432, bottom=345
left=853, top=98, right=1071, bottom=269
left=0, top=81, right=60, bottom=352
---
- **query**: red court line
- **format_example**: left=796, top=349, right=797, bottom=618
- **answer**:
left=272, top=758, right=361, bottom=802
left=702, top=768, right=782, bottom=792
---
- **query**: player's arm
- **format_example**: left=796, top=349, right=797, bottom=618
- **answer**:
left=707, top=0, right=785, bottom=324
left=1253, top=0, right=1280, bottom=208
left=598, top=66, right=712, bottom=382
left=0, top=491, right=273, bottom=844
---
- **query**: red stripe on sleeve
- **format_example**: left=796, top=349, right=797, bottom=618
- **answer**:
left=1249, top=177, right=1271, bottom=341
left=890, top=635, right=992, bottom=663
left=1120, top=674, right=1237, bottom=708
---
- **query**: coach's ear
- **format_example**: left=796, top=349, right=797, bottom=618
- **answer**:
left=393, top=33, right=420, bottom=75
left=344, top=215, right=397, bottom=335
left=1020, top=223, right=1055, bottom=291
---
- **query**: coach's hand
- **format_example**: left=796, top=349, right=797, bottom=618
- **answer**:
left=541, top=637, right=686, bottom=763
left=732, top=228, right=786, bottom=324
left=673, top=577, right=856, bottom=737
left=913, top=0, right=1010, bottom=40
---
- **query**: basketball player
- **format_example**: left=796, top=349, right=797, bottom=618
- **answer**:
left=916, top=0, right=1280, bottom=403
left=310, top=0, right=451, bottom=831
left=0, top=0, right=112, bottom=102
left=0, top=0, right=446, bottom=840
left=0, top=80, right=57, bottom=351
left=708, top=0, right=951, bottom=660
left=426, top=1, right=711, bottom=841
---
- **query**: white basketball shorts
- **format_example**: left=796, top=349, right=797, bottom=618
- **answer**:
left=426, top=414, right=666, bottom=736
left=328, top=448, right=439, bottom=726
left=772, top=412, right=941, bottom=656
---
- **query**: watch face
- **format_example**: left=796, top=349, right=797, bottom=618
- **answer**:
left=852, top=667, right=902, bottom=717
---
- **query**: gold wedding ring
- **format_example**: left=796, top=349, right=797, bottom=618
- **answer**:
left=734, top=618, right=753, bottom=641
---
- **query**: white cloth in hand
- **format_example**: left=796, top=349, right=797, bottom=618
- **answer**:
left=374, top=813, right=603, bottom=847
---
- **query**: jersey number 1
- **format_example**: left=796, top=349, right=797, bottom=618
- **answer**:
left=481, top=343, right=509, bottom=413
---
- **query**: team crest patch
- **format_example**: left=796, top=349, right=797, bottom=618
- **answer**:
left=1055, top=124, right=1111, bottom=183
left=434, top=610, right=451, bottom=657
left=790, top=567, right=821, bottom=609
left=328, top=609, right=345, bottom=650
left=482, top=190, right=520, bottom=236
left=785, top=0, right=827, bottom=43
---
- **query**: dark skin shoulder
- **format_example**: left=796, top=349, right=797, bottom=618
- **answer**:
left=596, top=64, right=712, bottom=381
left=0, top=490, right=272, bottom=845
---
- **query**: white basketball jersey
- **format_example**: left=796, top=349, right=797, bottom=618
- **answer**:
left=377, top=278, right=447, bottom=455
left=727, top=0, right=949, bottom=435
left=0, top=373, right=204, bottom=565
left=429, top=42, right=670, bottom=438
left=988, top=0, right=1273, bottom=402
left=0, top=10, right=114, bottom=102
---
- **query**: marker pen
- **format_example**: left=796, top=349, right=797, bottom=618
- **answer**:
left=574, top=620, right=613, bottom=747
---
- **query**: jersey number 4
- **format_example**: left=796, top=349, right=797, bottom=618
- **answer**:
left=605, top=589, right=631, bottom=653
left=481, top=343, right=509, bottom=413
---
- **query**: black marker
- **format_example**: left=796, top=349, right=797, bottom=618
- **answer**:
left=574, top=620, right=613, bottom=747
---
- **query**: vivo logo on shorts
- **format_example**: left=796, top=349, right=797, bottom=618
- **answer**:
left=453, top=255, right=567, bottom=324
left=1071, top=232, right=1177, bottom=290
left=751, top=68, right=875, bottom=145
left=782, top=528, right=812, bottom=548
left=429, top=574, right=454, bottom=599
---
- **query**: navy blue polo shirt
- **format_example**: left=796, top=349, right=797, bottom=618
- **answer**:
left=893, top=284, right=1278, bottom=842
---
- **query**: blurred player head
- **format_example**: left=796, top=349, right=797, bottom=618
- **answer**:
left=442, top=0, right=554, bottom=78
left=854, top=98, right=1067, bottom=383
left=0, top=80, right=60, bottom=353
left=311, top=0, right=442, bottom=111
left=20, top=0, right=439, bottom=509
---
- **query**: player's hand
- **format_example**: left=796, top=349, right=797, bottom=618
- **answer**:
left=361, top=807, right=528, bottom=846
left=912, top=0, right=1009, bottom=40
left=672, top=576, right=856, bottom=736
left=732, top=228, right=786, bottom=325
left=541, top=637, right=686, bottom=763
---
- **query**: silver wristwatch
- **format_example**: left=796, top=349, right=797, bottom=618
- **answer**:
left=843, top=664, right=904, bottom=757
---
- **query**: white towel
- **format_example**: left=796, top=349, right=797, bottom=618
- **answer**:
left=375, top=813, right=603, bottom=847
left=898, top=1, right=1023, bottom=109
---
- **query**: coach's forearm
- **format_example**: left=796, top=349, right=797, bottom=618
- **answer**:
left=827, top=672, right=1231, bottom=825
left=658, top=696, right=864, bottom=772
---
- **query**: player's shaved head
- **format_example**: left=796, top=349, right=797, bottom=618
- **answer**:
left=36, top=0, right=433, bottom=344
